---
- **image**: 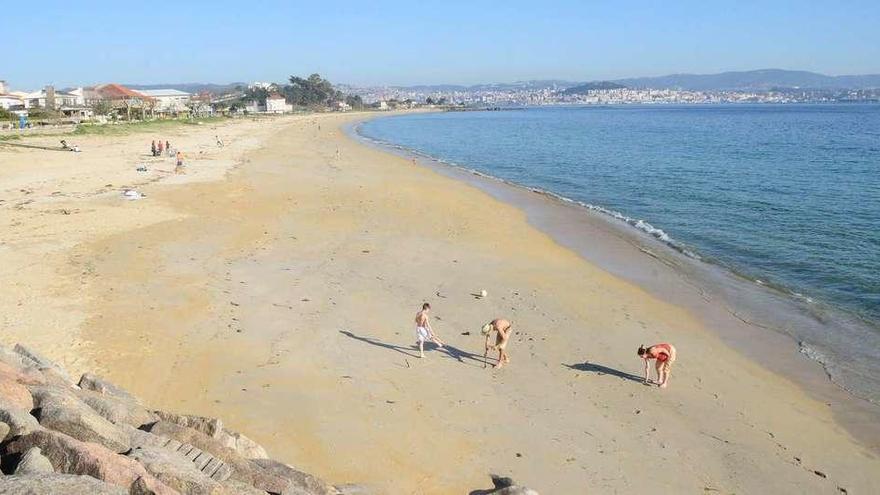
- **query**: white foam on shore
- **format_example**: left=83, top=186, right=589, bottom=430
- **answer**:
left=356, top=125, right=701, bottom=260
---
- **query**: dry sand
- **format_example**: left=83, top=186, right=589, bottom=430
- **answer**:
left=2, top=113, right=878, bottom=494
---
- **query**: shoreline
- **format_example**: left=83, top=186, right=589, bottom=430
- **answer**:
left=4, top=111, right=880, bottom=493
left=349, top=113, right=880, bottom=452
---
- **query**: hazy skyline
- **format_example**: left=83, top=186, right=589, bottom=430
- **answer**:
left=6, top=0, right=880, bottom=89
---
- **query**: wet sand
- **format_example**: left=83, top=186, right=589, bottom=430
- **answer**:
left=2, top=112, right=879, bottom=493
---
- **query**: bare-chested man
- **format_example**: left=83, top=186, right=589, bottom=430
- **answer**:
left=481, top=318, right=513, bottom=369
left=414, top=303, right=444, bottom=358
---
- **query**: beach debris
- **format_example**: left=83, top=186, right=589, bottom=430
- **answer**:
left=136, top=164, right=148, bottom=172
left=121, top=189, right=145, bottom=200
left=481, top=289, right=488, bottom=298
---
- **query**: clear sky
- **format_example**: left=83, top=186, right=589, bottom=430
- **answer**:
left=6, top=0, right=880, bottom=90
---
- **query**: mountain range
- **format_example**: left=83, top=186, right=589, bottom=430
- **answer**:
left=127, top=69, right=880, bottom=95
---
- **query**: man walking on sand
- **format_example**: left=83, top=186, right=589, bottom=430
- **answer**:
left=638, top=343, right=677, bottom=388
left=482, top=318, right=513, bottom=368
left=415, top=303, right=444, bottom=358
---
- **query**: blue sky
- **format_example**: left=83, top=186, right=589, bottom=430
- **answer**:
left=6, top=0, right=880, bottom=89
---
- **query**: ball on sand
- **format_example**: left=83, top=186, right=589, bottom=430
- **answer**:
left=480, top=289, right=488, bottom=298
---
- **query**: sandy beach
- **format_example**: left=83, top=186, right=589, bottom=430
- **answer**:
left=2, top=112, right=879, bottom=494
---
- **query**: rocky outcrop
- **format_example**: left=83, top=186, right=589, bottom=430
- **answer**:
left=0, top=473, right=128, bottom=494
left=28, top=386, right=131, bottom=453
left=0, top=343, right=349, bottom=494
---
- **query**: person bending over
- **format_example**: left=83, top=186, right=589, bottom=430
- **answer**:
left=482, top=318, right=513, bottom=369
left=638, top=343, right=676, bottom=388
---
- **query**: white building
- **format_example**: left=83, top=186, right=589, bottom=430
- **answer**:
left=265, top=94, right=292, bottom=114
left=23, top=87, right=84, bottom=109
left=136, top=89, right=191, bottom=113
left=0, top=94, right=24, bottom=110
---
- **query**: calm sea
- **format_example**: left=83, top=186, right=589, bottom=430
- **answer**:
left=358, top=105, right=880, bottom=398
left=360, top=105, right=879, bottom=323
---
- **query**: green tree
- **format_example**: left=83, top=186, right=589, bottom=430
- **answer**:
left=344, top=94, right=364, bottom=109
left=285, top=73, right=341, bottom=107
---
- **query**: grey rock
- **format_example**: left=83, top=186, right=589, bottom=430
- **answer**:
left=0, top=473, right=127, bottom=494
left=153, top=411, right=222, bottom=438
left=74, top=389, right=158, bottom=427
left=253, top=458, right=337, bottom=495
left=0, top=399, right=42, bottom=438
left=216, top=429, right=268, bottom=459
left=4, top=429, right=177, bottom=495
left=146, top=421, right=287, bottom=493
left=220, top=479, right=270, bottom=495
left=0, top=421, right=10, bottom=442
left=29, top=386, right=131, bottom=453
left=12, top=344, right=72, bottom=383
left=127, top=445, right=224, bottom=495
left=121, top=424, right=168, bottom=449
left=335, top=485, right=375, bottom=495
left=0, top=346, right=39, bottom=372
left=13, top=447, right=55, bottom=475
left=77, top=373, right=136, bottom=401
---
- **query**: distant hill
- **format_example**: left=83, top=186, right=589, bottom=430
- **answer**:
left=612, top=69, right=880, bottom=91
left=563, top=81, right=627, bottom=94
left=126, top=82, right=247, bottom=94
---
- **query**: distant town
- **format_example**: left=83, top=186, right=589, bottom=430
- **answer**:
left=2, top=69, right=878, bottom=129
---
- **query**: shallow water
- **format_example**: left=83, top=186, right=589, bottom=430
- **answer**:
left=359, top=104, right=880, bottom=402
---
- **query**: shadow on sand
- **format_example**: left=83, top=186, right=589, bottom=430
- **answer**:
left=339, top=330, right=489, bottom=367
left=563, top=361, right=644, bottom=383
left=339, top=330, right=422, bottom=358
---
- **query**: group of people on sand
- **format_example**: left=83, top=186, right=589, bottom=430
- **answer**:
left=150, top=139, right=172, bottom=157
left=414, top=302, right=677, bottom=386
left=414, top=303, right=513, bottom=369
left=149, top=139, right=185, bottom=174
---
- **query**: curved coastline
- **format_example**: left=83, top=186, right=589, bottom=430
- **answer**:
left=347, top=112, right=880, bottom=451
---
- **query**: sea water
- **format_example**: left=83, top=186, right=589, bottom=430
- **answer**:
left=359, top=104, right=880, bottom=401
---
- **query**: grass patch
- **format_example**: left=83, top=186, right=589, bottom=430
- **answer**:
left=73, top=117, right=228, bottom=136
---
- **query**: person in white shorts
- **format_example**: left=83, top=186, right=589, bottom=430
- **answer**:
left=414, top=302, right=444, bottom=358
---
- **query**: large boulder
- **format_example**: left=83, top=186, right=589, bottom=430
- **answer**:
left=12, top=447, right=55, bottom=475
left=74, top=389, right=158, bottom=428
left=127, top=445, right=224, bottom=495
left=29, top=386, right=130, bottom=453
left=216, top=429, right=268, bottom=459
left=77, top=373, right=136, bottom=402
left=0, top=399, right=42, bottom=438
left=12, top=344, right=73, bottom=384
left=253, top=458, right=337, bottom=495
left=153, top=411, right=222, bottom=438
left=0, top=473, right=127, bottom=494
left=0, top=375, right=34, bottom=411
left=0, top=361, right=45, bottom=386
left=4, top=429, right=177, bottom=495
left=146, top=421, right=287, bottom=493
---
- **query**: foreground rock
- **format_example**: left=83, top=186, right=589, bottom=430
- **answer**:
left=29, top=386, right=131, bottom=453
left=146, top=421, right=288, bottom=493
left=4, top=429, right=176, bottom=494
left=0, top=473, right=128, bottom=494
left=0, top=343, right=351, bottom=494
